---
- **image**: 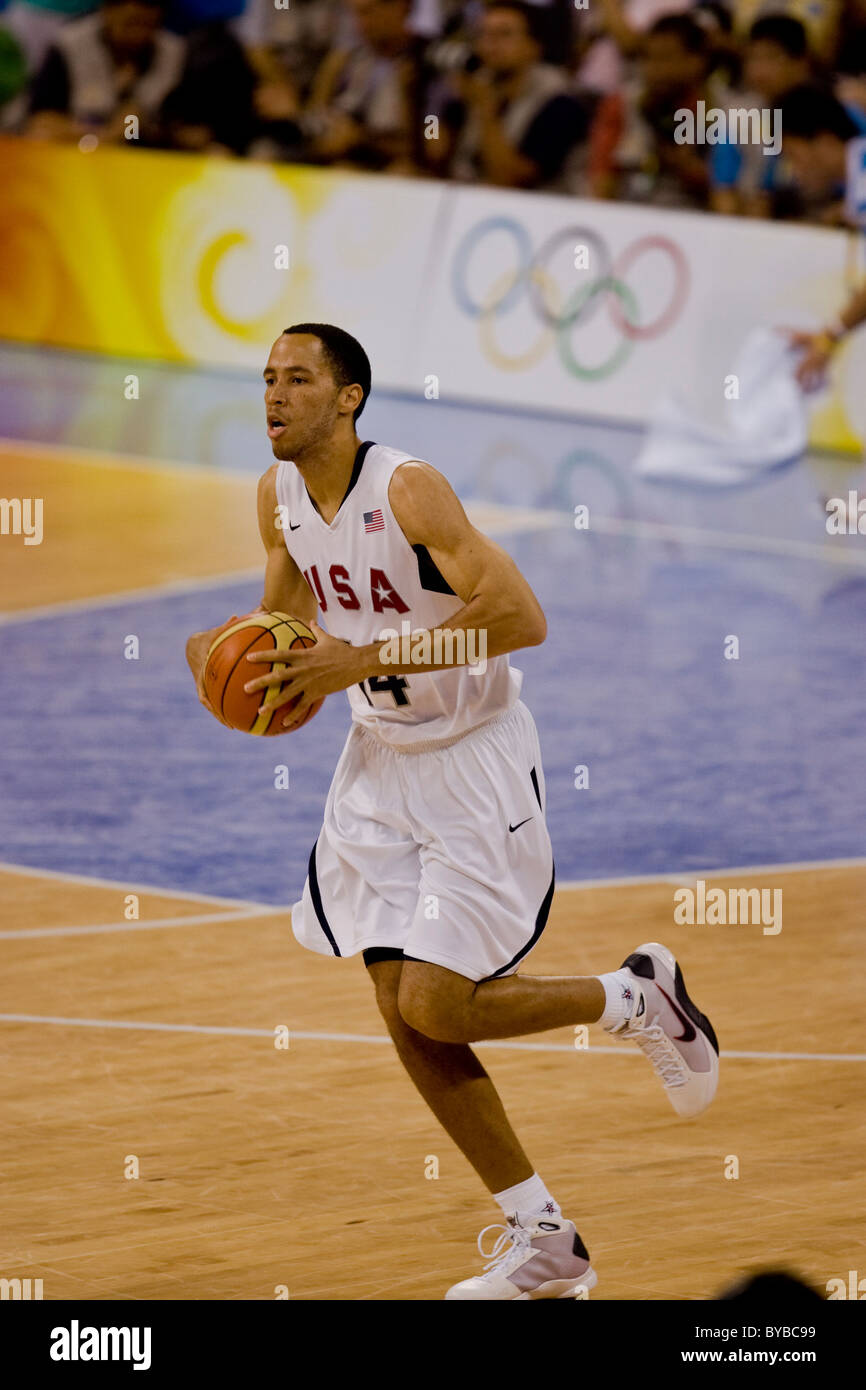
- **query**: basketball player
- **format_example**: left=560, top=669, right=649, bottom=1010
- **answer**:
left=185, top=324, right=719, bottom=1300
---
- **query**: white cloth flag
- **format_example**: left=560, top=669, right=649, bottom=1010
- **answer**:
left=635, top=327, right=808, bottom=484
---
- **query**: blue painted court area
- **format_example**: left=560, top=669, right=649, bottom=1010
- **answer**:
left=2, top=521, right=865, bottom=904
left=2, top=345, right=865, bottom=904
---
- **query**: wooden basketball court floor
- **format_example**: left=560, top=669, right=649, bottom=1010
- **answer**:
left=1, top=440, right=864, bottom=1301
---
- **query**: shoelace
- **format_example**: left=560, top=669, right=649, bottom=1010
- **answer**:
left=618, top=1020, right=688, bottom=1088
left=476, top=1222, right=534, bottom=1278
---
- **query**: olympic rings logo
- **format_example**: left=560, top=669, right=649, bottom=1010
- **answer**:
left=451, top=217, right=690, bottom=380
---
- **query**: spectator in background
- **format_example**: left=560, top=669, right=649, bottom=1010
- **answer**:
left=234, top=0, right=459, bottom=161
left=160, top=20, right=256, bottom=153
left=693, top=1, right=742, bottom=88
left=0, top=24, right=28, bottom=127
left=3, top=0, right=96, bottom=77
left=709, top=15, right=812, bottom=216
left=161, top=0, right=255, bottom=154
left=744, top=12, right=812, bottom=96
left=835, top=0, right=866, bottom=121
left=778, top=83, right=866, bottom=386
left=442, top=1, right=587, bottom=190
left=730, top=0, right=842, bottom=64
left=777, top=80, right=866, bottom=224
left=575, top=0, right=696, bottom=97
left=235, top=0, right=341, bottom=143
left=587, top=13, right=712, bottom=206
left=301, top=0, right=423, bottom=170
left=26, top=0, right=186, bottom=143
left=163, top=0, right=244, bottom=32
left=519, top=0, right=581, bottom=66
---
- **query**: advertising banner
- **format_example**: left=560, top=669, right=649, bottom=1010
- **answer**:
left=1, top=137, right=863, bottom=452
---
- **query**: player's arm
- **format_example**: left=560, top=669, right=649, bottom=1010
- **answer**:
left=254, top=465, right=318, bottom=623
left=185, top=466, right=315, bottom=711
left=241, top=462, right=546, bottom=728
left=360, top=460, right=547, bottom=674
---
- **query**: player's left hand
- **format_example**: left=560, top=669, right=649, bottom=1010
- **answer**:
left=243, top=620, right=365, bottom=727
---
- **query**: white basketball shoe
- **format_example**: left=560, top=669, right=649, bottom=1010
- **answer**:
left=444, top=1212, right=597, bottom=1300
left=605, top=941, right=719, bottom=1117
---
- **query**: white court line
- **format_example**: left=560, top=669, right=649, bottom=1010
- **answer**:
left=0, top=502, right=555, bottom=628
left=0, top=859, right=278, bottom=912
left=0, top=1014, right=862, bottom=1063
left=585, top=514, right=866, bottom=568
left=2, top=511, right=859, bottom=629
left=1, top=518, right=859, bottom=628
left=3, top=858, right=859, bottom=936
left=557, top=856, right=866, bottom=891
left=0, top=908, right=284, bottom=940
left=3, top=430, right=862, bottom=594
left=0, top=437, right=564, bottom=534
left=0, top=568, right=264, bottom=627
left=0, top=434, right=256, bottom=482
left=2, top=855, right=863, bottom=926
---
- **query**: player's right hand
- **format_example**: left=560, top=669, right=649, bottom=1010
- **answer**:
left=187, top=617, right=239, bottom=725
left=195, top=670, right=218, bottom=719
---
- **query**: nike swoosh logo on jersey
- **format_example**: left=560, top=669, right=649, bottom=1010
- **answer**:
left=508, top=817, right=533, bottom=833
left=656, top=984, right=696, bottom=1042
left=289, top=522, right=301, bottom=531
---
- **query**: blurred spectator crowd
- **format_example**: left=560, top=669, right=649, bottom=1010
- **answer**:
left=2, top=0, right=866, bottom=223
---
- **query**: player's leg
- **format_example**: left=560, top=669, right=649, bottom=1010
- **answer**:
left=398, top=960, right=606, bottom=1040
left=398, top=948, right=718, bottom=1120
left=368, top=955, right=596, bottom=1300
left=298, top=720, right=598, bottom=1297
left=399, top=702, right=718, bottom=1120
left=367, top=957, right=534, bottom=1192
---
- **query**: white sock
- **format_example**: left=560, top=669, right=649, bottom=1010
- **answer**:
left=493, top=1172, right=560, bottom=1219
left=597, top=970, right=636, bottom=1029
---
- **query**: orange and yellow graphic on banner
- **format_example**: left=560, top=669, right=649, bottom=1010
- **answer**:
left=1, top=136, right=863, bottom=452
left=0, top=138, right=350, bottom=365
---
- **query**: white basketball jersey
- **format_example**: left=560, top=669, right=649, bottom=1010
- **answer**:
left=274, top=442, right=522, bottom=748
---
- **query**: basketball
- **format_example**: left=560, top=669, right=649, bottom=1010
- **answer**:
left=203, top=611, right=323, bottom=735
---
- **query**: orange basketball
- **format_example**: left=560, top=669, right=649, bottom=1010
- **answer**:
left=203, top=612, right=324, bottom=735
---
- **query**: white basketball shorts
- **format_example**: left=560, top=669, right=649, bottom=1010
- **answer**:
left=291, top=700, right=555, bottom=981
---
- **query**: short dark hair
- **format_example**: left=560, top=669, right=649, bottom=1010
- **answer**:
left=648, top=13, right=708, bottom=55
left=484, top=2, right=546, bottom=45
left=282, top=322, right=372, bottom=423
left=777, top=83, right=860, bottom=140
left=749, top=14, right=808, bottom=59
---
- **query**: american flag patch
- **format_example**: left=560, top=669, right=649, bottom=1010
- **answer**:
left=363, top=509, right=385, bottom=533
